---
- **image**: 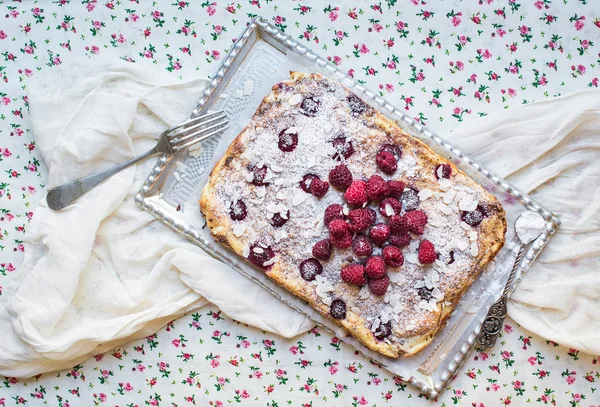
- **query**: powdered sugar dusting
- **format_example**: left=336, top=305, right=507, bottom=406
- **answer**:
left=207, top=74, right=501, bottom=347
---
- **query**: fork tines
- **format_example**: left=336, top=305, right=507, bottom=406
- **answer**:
left=169, top=110, right=229, bottom=151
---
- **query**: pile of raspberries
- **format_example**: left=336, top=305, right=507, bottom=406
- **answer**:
left=302, top=146, right=437, bottom=299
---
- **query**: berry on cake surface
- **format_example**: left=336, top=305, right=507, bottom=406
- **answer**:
left=341, top=264, right=366, bottom=286
left=383, top=245, right=404, bottom=268
left=312, top=239, right=332, bottom=261
left=369, top=223, right=390, bottom=247
left=366, top=175, right=390, bottom=202
left=352, top=235, right=373, bottom=257
left=347, top=208, right=375, bottom=232
left=376, top=150, right=397, bottom=175
left=299, top=258, right=323, bottom=281
left=329, top=164, right=353, bottom=190
left=418, top=240, right=437, bottom=264
left=365, top=255, right=386, bottom=279
left=368, top=274, right=390, bottom=296
left=379, top=197, right=402, bottom=217
left=344, top=180, right=368, bottom=207
left=324, top=203, right=345, bottom=225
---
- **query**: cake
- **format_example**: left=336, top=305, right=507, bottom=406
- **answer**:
left=200, top=72, right=506, bottom=358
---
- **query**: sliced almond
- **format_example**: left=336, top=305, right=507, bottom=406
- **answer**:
left=288, top=93, right=303, bottom=105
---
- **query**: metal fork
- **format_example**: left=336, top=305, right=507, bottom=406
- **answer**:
left=46, top=110, right=229, bottom=211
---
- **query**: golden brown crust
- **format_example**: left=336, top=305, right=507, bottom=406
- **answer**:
left=200, top=72, right=506, bottom=358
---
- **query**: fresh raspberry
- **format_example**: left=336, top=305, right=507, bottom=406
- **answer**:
left=331, top=136, right=355, bottom=160
left=374, top=321, right=392, bottom=340
left=435, top=163, right=452, bottom=179
left=352, top=235, right=373, bottom=257
left=248, top=244, right=275, bottom=270
left=344, top=180, right=368, bottom=207
left=365, top=255, right=386, bottom=279
left=387, top=180, right=405, bottom=198
left=368, top=275, right=390, bottom=296
left=366, top=175, right=390, bottom=202
left=310, top=178, right=329, bottom=198
left=330, top=299, right=347, bottom=319
left=366, top=208, right=377, bottom=225
left=324, top=204, right=345, bottom=225
left=369, top=223, right=390, bottom=247
left=331, top=233, right=352, bottom=249
left=418, top=240, right=437, bottom=264
left=278, top=128, right=299, bottom=152
left=341, top=263, right=366, bottom=286
left=383, top=246, right=404, bottom=268
left=388, top=215, right=409, bottom=235
left=329, top=164, right=353, bottom=190
left=347, top=208, right=375, bottom=232
left=376, top=150, right=397, bottom=175
left=379, top=197, right=402, bottom=217
left=270, top=211, right=290, bottom=228
left=328, top=219, right=350, bottom=238
left=401, top=188, right=420, bottom=211
left=229, top=199, right=247, bottom=221
left=299, top=174, right=319, bottom=193
left=389, top=233, right=411, bottom=248
left=312, top=239, right=332, bottom=261
left=247, top=164, right=269, bottom=186
left=380, top=143, right=402, bottom=160
left=405, top=210, right=428, bottom=235
left=299, top=258, right=323, bottom=281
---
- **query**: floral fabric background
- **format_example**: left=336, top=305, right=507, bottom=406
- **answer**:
left=1, top=0, right=599, bottom=406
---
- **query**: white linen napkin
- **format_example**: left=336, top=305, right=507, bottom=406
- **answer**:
left=0, top=60, right=313, bottom=378
left=1, top=60, right=598, bottom=377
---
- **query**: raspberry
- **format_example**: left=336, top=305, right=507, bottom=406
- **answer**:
left=330, top=299, right=347, bottom=319
left=418, top=240, right=437, bottom=264
left=248, top=244, right=275, bottom=270
left=300, top=96, right=321, bottom=117
left=401, top=188, right=420, bottom=211
left=380, top=143, right=402, bottom=160
left=270, top=211, right=290, bottom=228
left=352, top=235, right=373, bottom=257
left=435, top=163, right=452, bottom=179
left=369, top=223, right=390, bottom=247
left=366, top=175, right=390, bottom=202
left=374, top=320, right=392, bottom=340
left=376, top=150, right=397, bottom=175
left=328, top=219, right=350, bottom=238
left=389, top=233, right=411, bottom=248
left=229, top=199, right=247, bottom=221
left=310, top=178, right=329, bottom=198
left=299, top=258, right=323, bottom=281
left=368, top=275, right=390, bottom=296
left=312, top=239, right=332, bottom=261
left=387, top=180, right=405, bottom=198
left=347, top=208, right=374, bottom=232
left=405, top=210, right=428, bottom=235
left=344, top=180, right=368, bottom=207
left=300, top=174, right=319, bottom=193
left=365, top=255, right=386, bottom=279
left=366, top=208, right=377, bottom=225
left=278, top=128, right=299, bottom=152
left=331, top=136, right=355, bottom=160
left=379, top=197, right=402, bottom=217
left=331, top=233, right=352, bottom=249
left=247, top=164, right=269, bottom=186
left=329, top=164, right=353, bottom=190
left=341, top=263, right=366, bottom=286
left=388, top=215, right=409, bottom=235
left=324, top=204, right=345, bottom=225
left=383, top=246, right=404, bottom=268
left=461, top=205, right=486, bottom=226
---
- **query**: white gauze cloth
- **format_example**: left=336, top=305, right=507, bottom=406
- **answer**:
left=1, top=61, right=598, bottom=377
left=0, top=60, right=313, bottom=378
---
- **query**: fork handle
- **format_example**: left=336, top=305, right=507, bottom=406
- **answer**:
left=46, top=147, right=158, bottom=211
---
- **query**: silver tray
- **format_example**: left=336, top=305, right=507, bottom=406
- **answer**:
left=135, top=17, right=559, bottom=398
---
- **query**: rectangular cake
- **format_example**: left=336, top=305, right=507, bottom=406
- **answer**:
left=199, top=72, right=506, bottom=357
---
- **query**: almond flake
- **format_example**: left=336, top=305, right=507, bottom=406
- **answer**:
left=460, top=222, right=472, bottom=231
left=292, top=191, right=307, bottom=206
left=385, top=204, right=395, bottom=216
left=471, top=241, right=479, bottom=256
left=438, top=178, right=452, bottom=191
left=436, top=165, right=445, bottom=179
left=443, top=189, right=457, bottom=204
left=255, top=186, right=267, bottom=199
left=242, top=245, right=250, bottom=257
left=253, top=247, right=264, bottom=254
left=438, top=203, right=453, bottom=215
left=271, top=164, right=283, bottom=173
left=418, top=188, right=434, bottom=201
left=457, top=240, right=469, bottom=251
left=459, top=196, right=478, bottom=212
left=469, top=231, right=478, bottom=242
left=371, top=317, right=381, bottom=333
left=263, top=256, right=277, bottom=267
left=288, top=93, right=303, bottom=105
left=323, top=122, right=333, bottom=134
left=342, top=205, right=349, bottom=216
left=232, top=223, right=246, bottom=237
left=358, top=285, right=371, bottom=299
left=285, top=127, right=298, bottom=134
